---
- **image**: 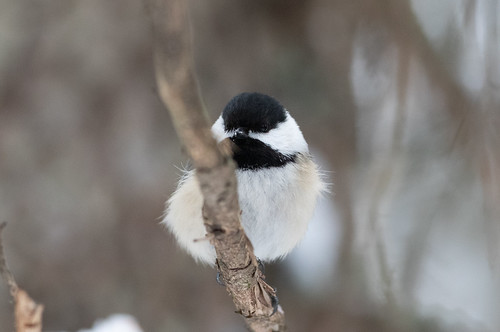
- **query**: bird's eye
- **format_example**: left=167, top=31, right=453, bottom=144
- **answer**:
left=260, top=124, right=270, bottom=133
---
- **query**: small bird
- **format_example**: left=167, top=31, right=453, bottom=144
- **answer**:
left=163, top=92, right=325, bottom=265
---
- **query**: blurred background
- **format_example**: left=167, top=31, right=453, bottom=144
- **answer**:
left=1, top=0, right=500, bottom=331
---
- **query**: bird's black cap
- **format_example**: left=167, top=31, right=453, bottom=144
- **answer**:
left=222, top=92, right=287, bottom=133
left=221, top=93, right=296, bottom=170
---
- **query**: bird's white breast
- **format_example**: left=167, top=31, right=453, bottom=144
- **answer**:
left=163, top=154, right=324, bottom=264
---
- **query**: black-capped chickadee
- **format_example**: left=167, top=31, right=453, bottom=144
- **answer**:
left=164, top=92, right=325, bottom=265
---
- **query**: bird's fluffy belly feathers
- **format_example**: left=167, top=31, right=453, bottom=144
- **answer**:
left=163, top=154, right=323, bottom=265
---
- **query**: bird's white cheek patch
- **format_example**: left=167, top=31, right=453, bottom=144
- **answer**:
left=211, top=112, right=309, bottom=156
left=211, top=116, right=228, bottom=142
left=251, top=113, right=308, bottom=155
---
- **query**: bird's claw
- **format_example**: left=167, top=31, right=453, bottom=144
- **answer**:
left=216, top=270, right=225, bottom=286
left=270, top=288, right=279, bottom=315
left=256, top=257, right=265, bottom=274
left=217, top=257, right=278, bottom=315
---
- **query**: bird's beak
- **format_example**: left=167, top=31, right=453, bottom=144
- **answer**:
left=233, top=127, right=249, bottom=139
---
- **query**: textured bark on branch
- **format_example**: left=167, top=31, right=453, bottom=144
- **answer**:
left=0, top=223, right=44, bottom=332
left=146, top=1, right=286, bottom=330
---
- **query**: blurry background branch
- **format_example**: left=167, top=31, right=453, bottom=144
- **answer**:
left=146, top=0, right=285, bottom=330
left=0, top=223, right=44, bottom=332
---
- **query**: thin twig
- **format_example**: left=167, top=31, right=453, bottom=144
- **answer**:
left=0, top=223, right=44, bottom=332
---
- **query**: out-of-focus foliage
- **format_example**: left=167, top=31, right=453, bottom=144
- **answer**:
left=1, top=1, right=499, bottom=331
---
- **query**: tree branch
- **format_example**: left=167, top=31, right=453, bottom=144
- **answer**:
left=145, top=1, right=285, bottom=330
left=0, top=223, right=44, bottom=332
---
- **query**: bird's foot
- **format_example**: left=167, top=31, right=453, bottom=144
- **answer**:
left=216, top=270, right=225, bottom=286
left=216, top=257, right=279, bottom=314
left=270, top=288, right=279, bottom=315
left=256, top=257, right=265, bottom=274
left=215, top=259, right=226, bottom=286
left=255, top=258, right=279, bottom=315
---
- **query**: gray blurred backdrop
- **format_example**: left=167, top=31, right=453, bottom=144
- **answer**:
left=1, top=1, right=500, bottom=331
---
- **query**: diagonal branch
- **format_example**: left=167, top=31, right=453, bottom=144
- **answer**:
left=384, top=0, right=474, bottom=147
left=145, top=1, right=285, bottom=330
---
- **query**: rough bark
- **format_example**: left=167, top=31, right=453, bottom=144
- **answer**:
left=146, top=1, right=285, bottom=330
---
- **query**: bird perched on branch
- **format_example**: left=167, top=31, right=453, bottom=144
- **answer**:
left=164, top=92, right=325, bottom=265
